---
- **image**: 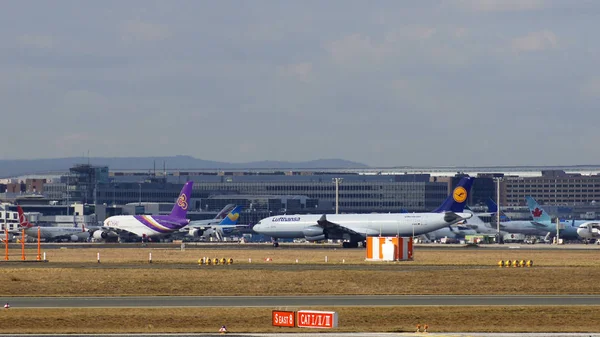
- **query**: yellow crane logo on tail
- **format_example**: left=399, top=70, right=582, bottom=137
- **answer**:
left=453, top=186, right=467, bottom=203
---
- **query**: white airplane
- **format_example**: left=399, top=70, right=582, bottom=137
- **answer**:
left=424, top=225, right=478, bottom=242
left=93, top=181, right=193, bottom=241
left=253, top=177, right=475, bottom=248
left=17, top=206, right=90, bottom=242
left=577, top=222, right=600, bottom=242
left=181, top=205, right=245, bottom=241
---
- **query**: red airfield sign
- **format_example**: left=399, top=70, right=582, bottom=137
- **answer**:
left=272, top=310, right=295, bottom=327
left=296, top=310, right=338, bottom=328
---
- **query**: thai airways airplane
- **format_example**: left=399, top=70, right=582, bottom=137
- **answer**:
left=93, top=181, right=193, bottom=241
left=253, top=177, right=475, bottom=248
left=17, top=206, right=90, bottom=242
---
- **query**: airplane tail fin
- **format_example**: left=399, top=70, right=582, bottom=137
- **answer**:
left=525, top=196, right=551, bottom=222
left=486, top=198, right=498, bottom=213
left=17, top=206, right=33, bottom=228
left=433, top=177, right=474, bottom=213
left=487, top=197, right=511, bottom=221
left=214, top=204, right=236, bottom=220
left=219, top=206, right=243, bottom=225
left=169, top=181, right=194, bottom=219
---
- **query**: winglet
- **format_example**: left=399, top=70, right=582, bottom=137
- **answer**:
left=169, top=181, right=193, bottom=219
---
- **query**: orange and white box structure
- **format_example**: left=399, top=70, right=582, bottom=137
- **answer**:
left=365, top=236, right=413, bottom=261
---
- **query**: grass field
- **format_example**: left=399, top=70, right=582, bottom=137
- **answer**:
left=1, top=245, right=600, bottom=333
left=1, top=246, right=600, bottom=296
left=1, top=306, right=600, bottom=333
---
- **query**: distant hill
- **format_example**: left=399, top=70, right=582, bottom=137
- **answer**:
left=0, top=156, right=369, bottom=178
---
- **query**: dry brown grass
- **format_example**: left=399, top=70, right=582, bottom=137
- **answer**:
left=2, top=266, right=600, bottom=296
left=1, top=306, right=599, bottom=333
left=2, top=246, right=600, bottom=333
left=7, top=245, right=600, bottom=266
left=1, top=247, right=600, bottom=296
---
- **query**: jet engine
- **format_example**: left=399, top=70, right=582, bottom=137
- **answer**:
left=188, top=228, right=203, bottom=237
left=93, top=231, right=110, bottom=240
left=303, top=226, right=326, bottom=242
left=70, top=235, right=79, bottom=242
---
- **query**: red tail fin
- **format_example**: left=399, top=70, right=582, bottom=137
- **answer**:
left=17, top=206, right=33, bottom=228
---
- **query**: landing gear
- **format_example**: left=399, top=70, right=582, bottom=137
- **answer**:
left=272, top=238, right=279, bottom=248
left=342, top=241, right=359, bottom=248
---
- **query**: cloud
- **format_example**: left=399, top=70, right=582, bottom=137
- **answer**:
left=581, top=77, right=600, bottom=98
left=121, top=20, right=171, bottom=42
left=277, top=62, right=313, bottom=83
left=456, top=0, right=545, bottom=12
left=326, top=34, right=387, bottom=68
left=384, top=26, right=437, bottom=42
left=17, top=34, right=54, bottom=49
left=511, top=30, right=558, bottom=53
left=326, top=27, right=437, bottom=68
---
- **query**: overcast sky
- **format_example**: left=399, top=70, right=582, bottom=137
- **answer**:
left=1, top=0, right=599, bottom=167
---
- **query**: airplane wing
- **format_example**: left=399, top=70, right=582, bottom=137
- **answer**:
left=316, top=214, right=378, bottom=239
left=186, top=219, right=219, bottom=228
left=531, top=221, right=550, bottom=228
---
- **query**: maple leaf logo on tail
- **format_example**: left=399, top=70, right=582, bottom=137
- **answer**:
left=532, top=208, right=543, bottom=218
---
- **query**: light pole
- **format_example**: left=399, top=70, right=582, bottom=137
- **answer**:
left=493, top=177, right=503, bottom=243
left=332, top=178, right=343, bottom=214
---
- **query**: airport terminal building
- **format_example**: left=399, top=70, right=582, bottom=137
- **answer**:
left=7, top=164, right=600, bottom=225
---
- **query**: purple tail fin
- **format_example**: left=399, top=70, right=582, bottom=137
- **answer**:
left=169, top=181, right=193, bottom=219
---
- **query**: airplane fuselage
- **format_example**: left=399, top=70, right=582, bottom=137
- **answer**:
left=497, top=221, right=546, bottom=236
left=102, top=215, right=190, bottom=238
left=25, top=226, right=89, bottom=241
left=577, top=222, right=600, bottom=239
left=253, top=212, right=471, bottom=240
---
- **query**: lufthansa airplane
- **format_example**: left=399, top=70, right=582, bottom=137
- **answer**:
left=93, top=181, right=193, bottom=241
left=253, top=177, right=475, bottom=248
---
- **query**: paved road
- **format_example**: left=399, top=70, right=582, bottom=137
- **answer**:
left=10, top=242, right=600, bottom=250
left=1, top=295, right=599, bottom=308
left=0, top=333, right=598, bottom=337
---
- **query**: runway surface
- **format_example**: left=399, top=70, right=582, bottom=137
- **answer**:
left=2, top=295, right=599, bottom=308
left=0, top=333, right=598, bottom=337
left=10, top=242, right=600, bottom=250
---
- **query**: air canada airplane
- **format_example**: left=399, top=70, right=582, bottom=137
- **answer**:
left=93, top=181, right=193, bottom=241
left=525, top=196, right=580, bottom=240
left=253, top=177, right=475, bottom=248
